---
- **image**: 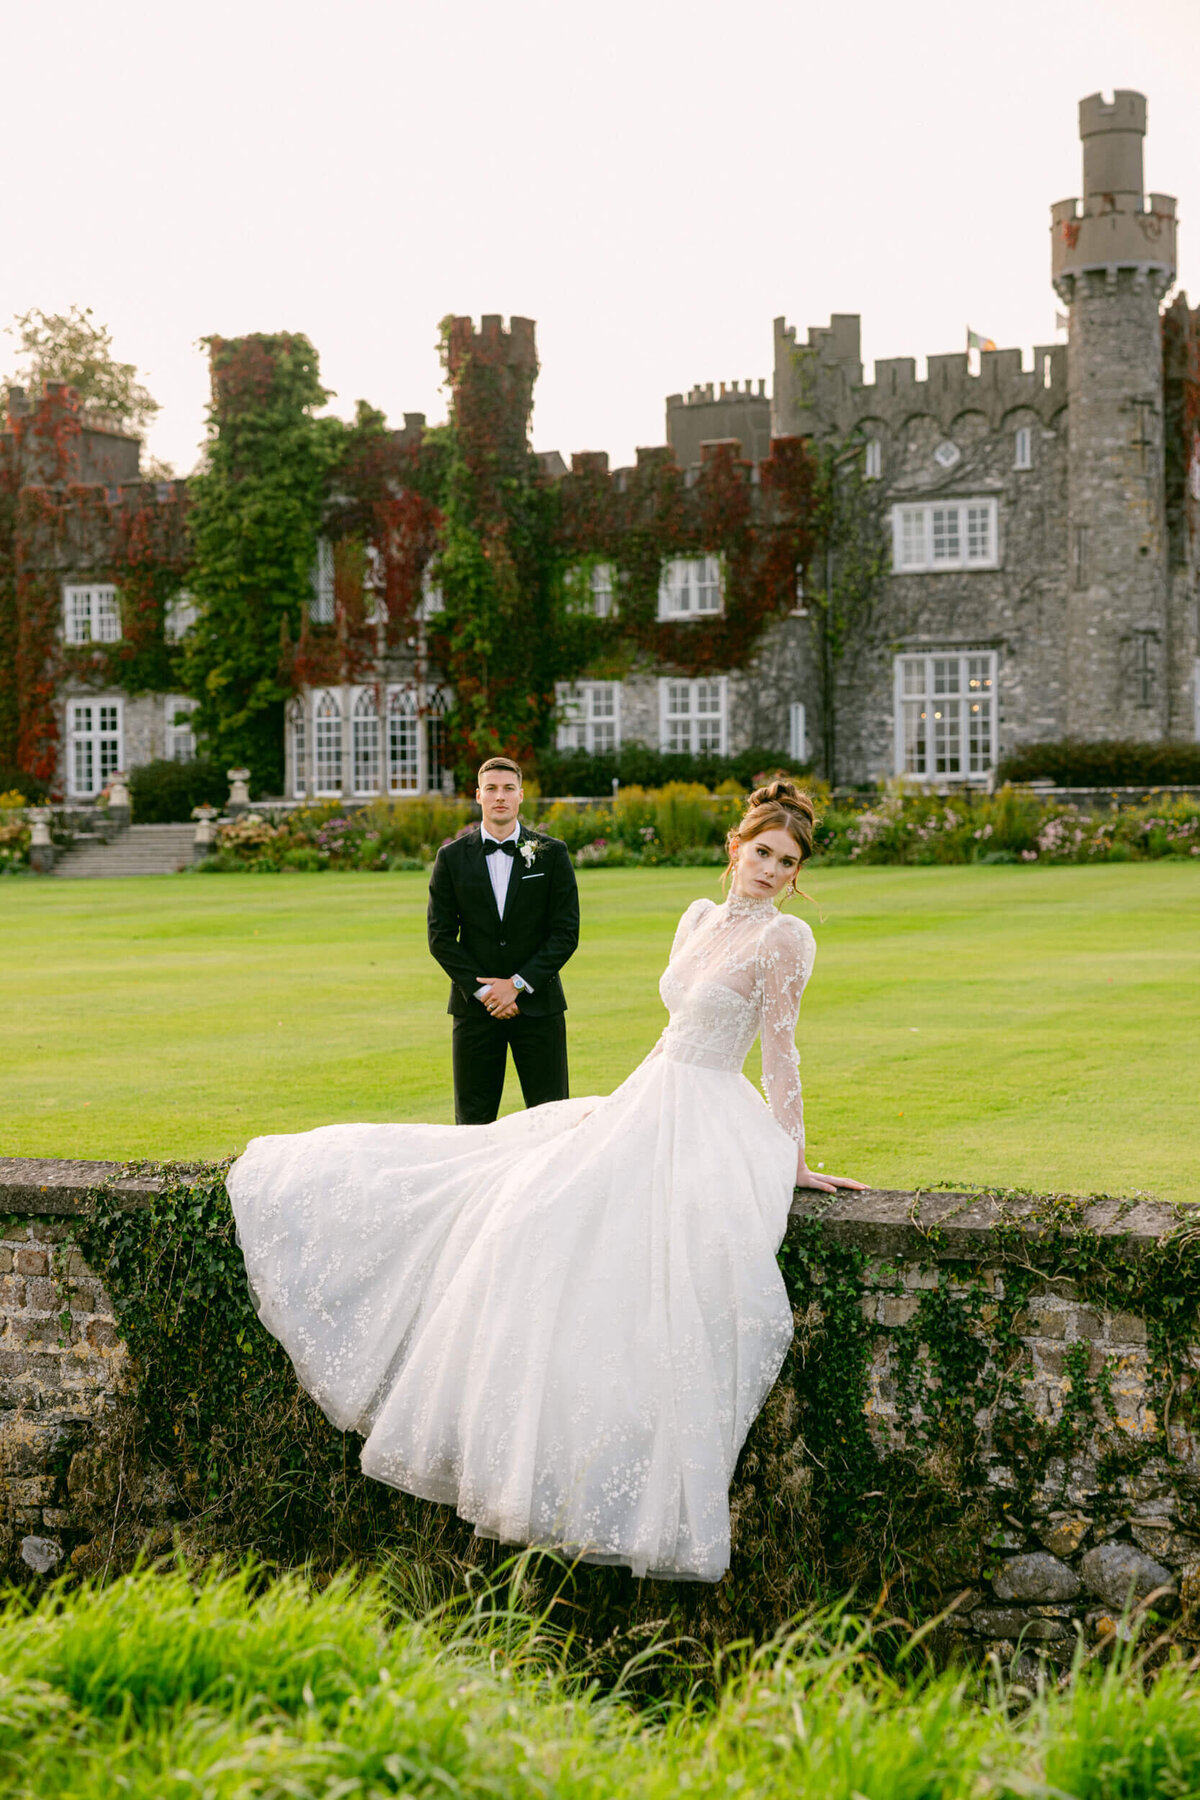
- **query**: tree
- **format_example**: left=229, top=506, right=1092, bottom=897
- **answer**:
left=4, top=306, right=160, bottom=433
left=183, top=333, right=343, bottom=791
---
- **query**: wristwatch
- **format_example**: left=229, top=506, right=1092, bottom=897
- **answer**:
left=512, top=973, right=531, bottom=994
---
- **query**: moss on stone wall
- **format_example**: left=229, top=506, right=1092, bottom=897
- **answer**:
left=40, top=1169, right=1200, bottom=1659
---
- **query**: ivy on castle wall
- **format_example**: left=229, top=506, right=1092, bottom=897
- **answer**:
left=0, top=388, right=190, bottom=785
left=182, top=335, right=343, bottom=793
left=275, top=321, right=819, bottom=777
left=1163, top=296, right=1200, bottom=560
left=68, top=1167, right=1200, bottom=1652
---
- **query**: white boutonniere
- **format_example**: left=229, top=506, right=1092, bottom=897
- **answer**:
left=519, top=836, right=541, bottom=870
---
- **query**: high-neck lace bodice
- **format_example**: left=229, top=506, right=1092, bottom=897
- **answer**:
left=656, top=895, right=815, bottom=1145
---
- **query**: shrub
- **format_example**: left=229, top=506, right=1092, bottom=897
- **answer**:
left=0, top=765, right=48, bottom=802
left=130, top=758, right=229, bottom=823
left=996, top=738, right=1200, bottom=788
left=0, top=794, right=30, bottom=870
left=534, top=743, right=811, bottom=797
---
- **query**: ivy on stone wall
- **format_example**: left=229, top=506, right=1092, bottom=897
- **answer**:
left=70, top=1167, right=1200, bottom=1657
left=183, top=336, right=343, bottom=793
left=0, top=387, right=189, bottom=786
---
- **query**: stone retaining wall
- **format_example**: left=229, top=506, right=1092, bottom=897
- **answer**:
left=1, top=1159, right=1196, bottom=1663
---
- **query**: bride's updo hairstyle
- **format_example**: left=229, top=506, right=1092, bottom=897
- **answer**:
left=723, top=777, right=817, bottom=893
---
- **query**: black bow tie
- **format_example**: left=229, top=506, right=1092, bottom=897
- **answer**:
left=484, top=838, right=517, bottom=857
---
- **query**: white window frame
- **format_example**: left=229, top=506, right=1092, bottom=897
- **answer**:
left=164, top=589, right=198, bottom=643
left=657, top=555, right=723, bottom=620
left=288, top=698, right=308, bottom=799
left=863, top=440, right=882, bottom=481
left=386, top=686, right=420, bottom=794
left=555, top=681, right=622, bottom=754
left=68, top=697, right=123, bottom=798
left=351, top=687, right=381, bottom=796
left=164, top=695, right=198, bottom=762
left=788, top=701, right=807, bottom=762
left=425, top=686, right=450, bottom=793
left=658, top=676, right=727, bottom=755
left=891, top=498, right=1000, bottom=572
left=564, top=561, right=617, bottom=619
left=310, top=539, right=335, bottom=623
left=1013, top=426, right=1033, bottom=471
left=893, top=649, right=997, bottom=781
left=314, top=689, right=343, bottom=795
left=63, top=584, right=121, bottom=645
left=419, top=568, right=444, bottom=619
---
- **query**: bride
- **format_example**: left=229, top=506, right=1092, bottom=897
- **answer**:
left=228, top=779, right=866, bottom=1583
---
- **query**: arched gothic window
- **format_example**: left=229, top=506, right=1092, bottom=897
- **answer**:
left=314, top=690, right=343, bottom=795
left=387, top=686, right=420, bottom=794
left=352, top=688, right=381, bottom=796
left=425, top=686, right=450, bottom=793
left=287, top=698, right=308, bottom=799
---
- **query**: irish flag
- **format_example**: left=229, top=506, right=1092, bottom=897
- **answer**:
left=967, top=328, right=997, bottom=351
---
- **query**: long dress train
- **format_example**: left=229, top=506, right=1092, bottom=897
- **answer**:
left=227, top=890, right=814, bottom=1582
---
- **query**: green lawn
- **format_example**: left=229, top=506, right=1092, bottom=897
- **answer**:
left=4, top=863, right=1198, bottom=1199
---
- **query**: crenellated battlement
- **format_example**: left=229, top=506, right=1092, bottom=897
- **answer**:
left=773, top=314, right=1068, bottom=438
left=665, top=378, right=771, bottom=467
left=1051, top=90, right=1176, bottom=301
left=444, top=313, right=538, bottom=373
left=667, top=379, right=768, bottom=407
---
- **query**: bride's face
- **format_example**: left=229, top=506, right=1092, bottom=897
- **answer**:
left=732, top=826, right=802, bottom=900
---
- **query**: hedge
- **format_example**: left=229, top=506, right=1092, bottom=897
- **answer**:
left=995, top=738, right=1200, bottom=788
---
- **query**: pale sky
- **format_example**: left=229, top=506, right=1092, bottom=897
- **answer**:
left=3, top=0, right=1198, bottom=476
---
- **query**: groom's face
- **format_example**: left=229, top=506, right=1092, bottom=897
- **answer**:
left=477, top=770, right=523, bottom=838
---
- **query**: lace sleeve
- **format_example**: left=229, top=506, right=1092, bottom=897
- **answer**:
left=669, top=897, right=715, bottom=962
left=757, top=916, right=816, bottom=1146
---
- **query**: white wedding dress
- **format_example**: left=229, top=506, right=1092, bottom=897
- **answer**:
left=227, top=891, right=815, bottom=1582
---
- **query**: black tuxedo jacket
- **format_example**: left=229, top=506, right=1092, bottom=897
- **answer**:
left=427, top=826, right=580, bottom=1018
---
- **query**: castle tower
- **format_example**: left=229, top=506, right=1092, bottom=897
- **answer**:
left=442, top=316, right=538, bottom=506
left=1052, top=92, right=1177, bottom=740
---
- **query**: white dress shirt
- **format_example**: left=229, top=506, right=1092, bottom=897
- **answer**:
left=481, top=820, right=522, bottom=916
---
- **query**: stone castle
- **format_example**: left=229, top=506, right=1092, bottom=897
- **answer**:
left=1, top=90, right=1197, bottom=800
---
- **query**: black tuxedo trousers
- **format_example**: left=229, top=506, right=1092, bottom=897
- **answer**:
left=426, top=828, right=580, bottom=1125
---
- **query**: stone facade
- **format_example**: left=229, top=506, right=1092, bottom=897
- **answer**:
left=754, top=91, right=1199, bottom=783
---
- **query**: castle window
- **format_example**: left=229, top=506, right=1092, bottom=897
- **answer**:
left=565, top=562, right=617, bottom=618
left=352, top=688, right=381, bottom=795
left=419, top=568, right=444, bottom=619
left=659, top=677, right=727, bottom=755
left=894, top=651, right=996, bottom=780
left=68, top=698, right=123, bottom=798
left=556, top=681, right=622, bottom=754
left=63, top=584, right=121, bottom=645
left=164, top=590, right=198, bottom=643
left=657, top=556, right=723, bottom=619
left=363, top=545, right=384, bottom=623
left=288, top=699, right=308, bottom=798
left=310, top=539, right=335, bottom=623
left=864, top=440, right=882, bottom=481
left=1014, top=426, right=1033, bottom=470
left=387, top=687, right=420, bottom=794
left=425, top=686, right=450, bottom=793
left=164, top=696, right=198, bottom=762
left=892, top=499, right=999, bottom=572
left=314, top=690, right=343, bottom=794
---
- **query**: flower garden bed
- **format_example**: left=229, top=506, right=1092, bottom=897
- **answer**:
left=193, top=784, right=1200, bottom=872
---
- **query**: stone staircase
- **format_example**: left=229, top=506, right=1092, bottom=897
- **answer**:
left=53, top=823, right=195, bottom=878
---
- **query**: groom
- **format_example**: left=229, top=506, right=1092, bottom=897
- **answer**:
left=427, top=757, right=580, bottom=1125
